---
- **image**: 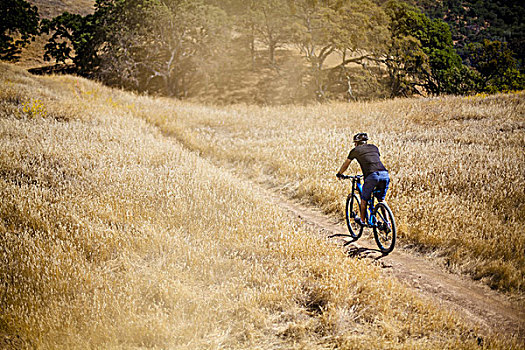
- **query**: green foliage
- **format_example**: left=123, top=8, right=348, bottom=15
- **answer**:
left=40, top=0, right=523, bottom=102
left=40, top=0, right=118, bottom=75
left=415, top=0, right=525, bottom=66
left=104, top=0, right=229, bottom=97
left=0, top=0, right=40, bottom=61
left=41, top=13, right=86, bottom=64
left=41, top=0, right=229, bottom=97
left=406, top=1, right=524, bottom=95
left=384, top=1, right=428, bottom=96
left=467, top=39, right=525, bottom=93
left=290, top=0, right=388, bottom=66
left=384, top=0, right=474, bottom=96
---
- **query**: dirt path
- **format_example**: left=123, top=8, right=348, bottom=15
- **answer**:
left=248, top=180, right=525, bottom=341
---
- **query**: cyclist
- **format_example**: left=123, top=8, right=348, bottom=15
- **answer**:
left=336, top=133, right=390, bottom=226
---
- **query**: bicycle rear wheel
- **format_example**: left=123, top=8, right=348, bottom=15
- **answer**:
left=372, top=202, right=396, bottom=254
left=345, top=193, right=363, bottom=239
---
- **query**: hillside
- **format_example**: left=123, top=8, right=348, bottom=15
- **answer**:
left=29, top=0, right=94, bottom=18
left=14, top=0, right=94, bottom=68
left=414, top=0, right=525, bottom=62
left=2, top=63, right=523, bottom=348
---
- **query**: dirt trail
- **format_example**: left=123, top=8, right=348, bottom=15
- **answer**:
left=248, top=180, right=524, bottom=341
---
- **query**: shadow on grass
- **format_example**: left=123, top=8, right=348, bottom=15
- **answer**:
left=328, top=233, right=387, bottom=261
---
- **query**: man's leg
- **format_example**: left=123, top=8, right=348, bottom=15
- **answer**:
left=359, top=173, right=379, bottom=225
left=360, top=199, right=367, bottom=223
left=375, top=172, right=390, bottom=203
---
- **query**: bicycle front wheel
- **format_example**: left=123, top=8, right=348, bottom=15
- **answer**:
left=345, top=193, right=363, bottom=239
left=373, top=202, right=396, bottom=254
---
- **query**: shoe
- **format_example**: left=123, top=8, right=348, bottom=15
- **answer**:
left=354, top=217, right=365, bottom=226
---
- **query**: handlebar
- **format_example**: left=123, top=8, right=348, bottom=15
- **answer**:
left=336, top=174, right=362, bottom=180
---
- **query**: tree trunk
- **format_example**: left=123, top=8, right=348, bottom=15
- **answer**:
left=269, top=41, right=275, bottom=65
left=250, top=24, right=256, bottom=71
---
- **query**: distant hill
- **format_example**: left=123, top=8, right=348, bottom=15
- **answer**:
left=414, top=0, right=525, bottom=63
left=29, top=0, right=94, bottom=18
left=15, top=0, right=94, bottom=68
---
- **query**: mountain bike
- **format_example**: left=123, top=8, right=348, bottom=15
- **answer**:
left=336, top=174, right=396, bottom=254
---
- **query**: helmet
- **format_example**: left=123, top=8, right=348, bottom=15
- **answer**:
left=353, top=133, right=368, bottom=142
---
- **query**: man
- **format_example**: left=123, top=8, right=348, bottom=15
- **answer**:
left=336, top=133, right=390, bottom=226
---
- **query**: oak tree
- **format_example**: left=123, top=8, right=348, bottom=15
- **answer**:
left=0, top=0, right=40, bottom=61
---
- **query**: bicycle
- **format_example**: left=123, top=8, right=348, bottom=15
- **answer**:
left=336, top=174, right=396, bottom=254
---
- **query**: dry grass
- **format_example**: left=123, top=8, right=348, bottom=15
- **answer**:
left=0, top=63, right=521, bottom=348
left=126, top=89, right=525, bottom=295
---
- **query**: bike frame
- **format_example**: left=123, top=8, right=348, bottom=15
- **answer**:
left=351, top=176, right=378, bottom=228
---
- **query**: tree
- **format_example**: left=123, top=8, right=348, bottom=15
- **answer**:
left=42, top=0, right=228, bottom=98
left=222, top=0, right=292, bottom=70
left=0, top=0, right=40, bottom=61
left=41, top=11, right=103, bottom=74
left=384, top=0, right=473, bottom=96
left=467, top=39, right=525, bottom=92
left=116, top=0, right=228, bottom=97
left=94, top=0, right=161, bottom=90
left=289, top=0, right=389, bottom=99
left=383, top=1, right=429, bottom=96
left=249, top=0, right=291, bottom=66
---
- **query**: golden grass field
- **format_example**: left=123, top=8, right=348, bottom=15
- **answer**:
left=0, top=63, right=523, bottom=349
left=133, top=87, right=525, bottom=295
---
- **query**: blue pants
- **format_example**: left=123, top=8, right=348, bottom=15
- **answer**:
left=361, top=171, right=390, bottom=202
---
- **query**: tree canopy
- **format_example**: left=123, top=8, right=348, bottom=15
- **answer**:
left=0, top=0, right=40, bottom=61
left=467, top=39, right=524, bottom=93
left=36, top=0, right=525, bottom=103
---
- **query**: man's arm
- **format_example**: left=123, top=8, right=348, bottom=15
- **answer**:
left=337, top=158, right=351, bottom=175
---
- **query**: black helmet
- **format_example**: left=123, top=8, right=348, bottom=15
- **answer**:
left=353, top=133, right=368, bottom=142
